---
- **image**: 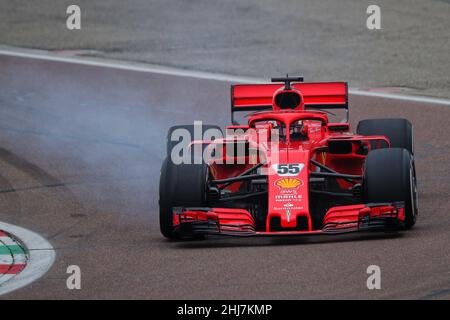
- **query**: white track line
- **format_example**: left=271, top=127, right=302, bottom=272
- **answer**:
left=0, top=45, right=262, bottom=84
left=348, top=89, right=450, bottom=106
left=1, top=45, right=449, bottom=106
left=0, top=221, right=55, bottom=296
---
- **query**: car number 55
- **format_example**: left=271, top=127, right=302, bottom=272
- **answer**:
left=273, top=163, right=304, bottom=176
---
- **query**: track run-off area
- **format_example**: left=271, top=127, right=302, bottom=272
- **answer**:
left=0, top=47, right=449, bottom=299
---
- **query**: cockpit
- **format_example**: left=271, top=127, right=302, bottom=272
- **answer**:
left=249, top=112, right=327, bottom=143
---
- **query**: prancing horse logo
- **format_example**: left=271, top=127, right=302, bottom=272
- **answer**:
left=286, top=210, right=291, bottom=223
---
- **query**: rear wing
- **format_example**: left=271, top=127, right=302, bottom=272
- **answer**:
left=231, top=82, right=348, bottom=124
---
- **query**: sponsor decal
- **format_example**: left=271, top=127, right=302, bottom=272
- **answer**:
left=273, top=196, right=304, bottom=211
left=272, top=176, right=305, bottom=211
left=273, top=206, right=304, bottom=211
left=274, top=194, right=303, bottom=206
left=275, top=191, right=303, bottom=202
left=275, top=178, right=303, bottom=189
left=286, top=210, right=291, bottom=223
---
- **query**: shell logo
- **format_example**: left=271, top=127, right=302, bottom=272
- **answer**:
left=275, top=178, right=303, bottom=189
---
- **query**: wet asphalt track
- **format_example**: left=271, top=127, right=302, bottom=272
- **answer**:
left=0, top=54, right=449, bottom=299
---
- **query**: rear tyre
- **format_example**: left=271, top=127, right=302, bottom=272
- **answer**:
left=357, top=118, right=413, bottom=154
left=363, top=148, right=418, bottom=229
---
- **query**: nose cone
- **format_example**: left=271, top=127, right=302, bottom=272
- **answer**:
left=267, top=149, right=312, bottom=231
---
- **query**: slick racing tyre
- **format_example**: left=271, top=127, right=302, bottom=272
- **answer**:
left=160, top=124, right=220, bottom=239
left=357, top=118, right=413, bottom=154
left=363, top=148, right=418, bottom=229
left=159, top=157, right=209, bottom=239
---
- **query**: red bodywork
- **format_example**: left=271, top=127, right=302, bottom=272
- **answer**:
left=172, top=81, right=405, bottom=237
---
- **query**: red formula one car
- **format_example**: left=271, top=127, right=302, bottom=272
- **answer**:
left=159, top=76, right=418, bottom=239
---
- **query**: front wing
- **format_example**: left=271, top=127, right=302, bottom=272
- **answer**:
left=172, top=202, right=405, bottom=237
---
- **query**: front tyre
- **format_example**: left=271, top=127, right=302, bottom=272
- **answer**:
left=363, top=148, right=418, bottom=229
left=160, top=123, right=221, bottom=239
left=159, top=157, right=209, bottom=239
